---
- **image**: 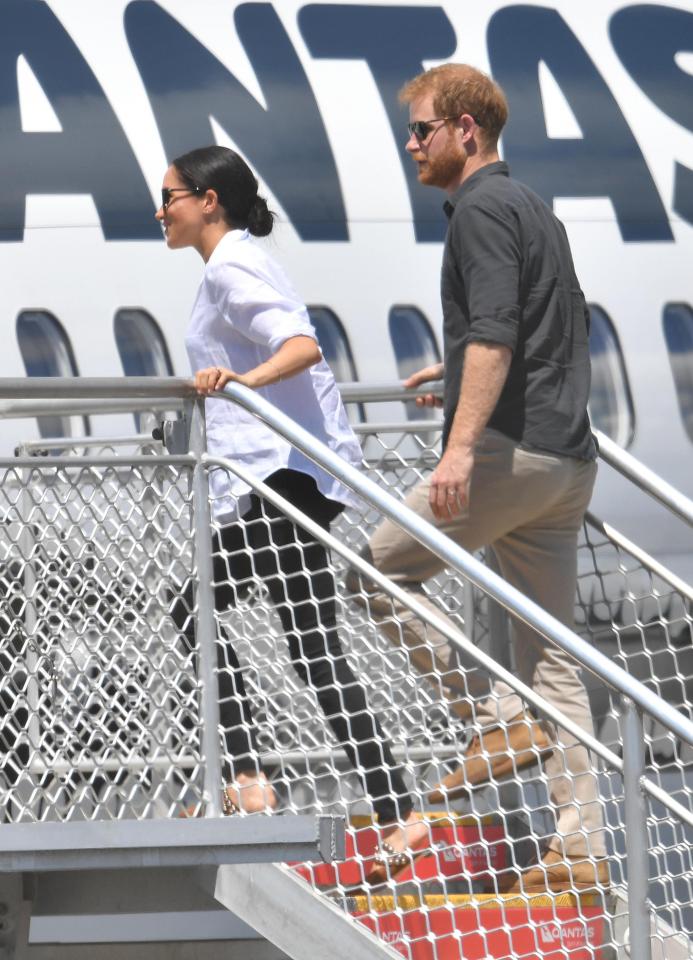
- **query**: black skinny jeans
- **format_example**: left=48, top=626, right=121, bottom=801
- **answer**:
left=176, top=469, right=411, bottom=824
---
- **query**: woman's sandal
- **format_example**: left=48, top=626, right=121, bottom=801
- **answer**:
left=364, top=822, right=430, bottom=886
left=365, top=841, right=412, bottom=885
left=178, top=791, right=238, bottom=818
left=222, top=790, right=239, bottom=816
left=179, top=780, right=271, bottom=818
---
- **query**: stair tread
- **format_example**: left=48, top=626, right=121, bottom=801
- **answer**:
left=291, top=814, right=508, bottom=888
left=349, top=813, right=502, bottom=827
left=348, top=892, right=610, bottom=959
left=344, top=892, right=606, bottom=910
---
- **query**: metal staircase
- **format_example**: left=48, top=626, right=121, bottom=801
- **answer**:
left=0, top=377, right=692, bottom=960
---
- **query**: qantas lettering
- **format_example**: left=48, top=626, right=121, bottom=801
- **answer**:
left=610, top=5, right=693, bottom=227
left=0, top=0, right=159, bottom=242
left=539, top=921, right=597, bottom=947
left=488, top=5, right=672, bottom=242
left=0, top=1, right=687, bottom=243
left=126, top=1, right=349, bottom=241
left=299, top=3, right=457, bottom=242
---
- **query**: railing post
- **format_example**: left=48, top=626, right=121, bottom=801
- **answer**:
left=620, top=697, right=652, bottom=960
left=462, top=576, right=477, bottom=645
left=189, top=397, right=223, bottom=817
left=18, top=467, right=42, bottom=819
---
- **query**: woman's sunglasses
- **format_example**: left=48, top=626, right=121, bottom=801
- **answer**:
left=160, top=186, right=202, bottom=211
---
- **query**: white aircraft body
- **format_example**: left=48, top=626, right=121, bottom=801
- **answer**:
left=2, top=3, right=693, bottom=951
left=1, top=0, right=693, bottom=582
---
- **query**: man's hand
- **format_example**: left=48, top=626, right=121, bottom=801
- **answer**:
left=428, top=342, right=511, bottom=520
left=404, top=362, right=444, bottom=408
left=429, top=445, right=474, bottom=520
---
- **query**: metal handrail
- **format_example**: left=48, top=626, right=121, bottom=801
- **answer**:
left=353, top=421, right=442, bottom=435
left=595, top=430, right=693, bottom=528
left=339, top=381, right=443, bottom=404
left=585, top=511, right=693, bottom=605
left=0, top=377, right=690, bottom=739
left=338, top=380, right=693, bottom=528
left=0, top=377, right=193, bottom=400
left=3, top=377, right=693, bottom=531
left=0, top=398, right=184, bottom=419
left=17, top=435, right=160, bottom=453
left=218, top=381, right=693, bottom=751
left=7, top=380, right=691, bottom=526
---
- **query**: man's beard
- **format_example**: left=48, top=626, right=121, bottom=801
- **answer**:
left=416, top=134, right=466, bottom=189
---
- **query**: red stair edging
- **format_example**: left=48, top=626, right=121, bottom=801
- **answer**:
left=349, top=893, right=608, bottom=960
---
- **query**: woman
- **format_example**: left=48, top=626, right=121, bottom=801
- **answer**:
left=156, top=145, right=427, bottom=881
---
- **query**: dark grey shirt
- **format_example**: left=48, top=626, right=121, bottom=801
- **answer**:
left=441, top=161, right=596, bottom=460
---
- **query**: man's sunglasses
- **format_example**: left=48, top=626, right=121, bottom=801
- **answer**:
left=160, top=186, right=202, bottom=211
left=407, top=115, right=483, bottom=143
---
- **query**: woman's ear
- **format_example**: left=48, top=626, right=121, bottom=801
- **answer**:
left=202, top=188, right=219, bottom=214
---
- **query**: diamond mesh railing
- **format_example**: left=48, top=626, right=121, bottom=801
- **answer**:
left=0, top=452, right=198, bottom=821
left=1, top=379, right=692, bottom=960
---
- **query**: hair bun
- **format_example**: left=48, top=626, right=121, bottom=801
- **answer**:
left=246, top=195, right=274, bottom=237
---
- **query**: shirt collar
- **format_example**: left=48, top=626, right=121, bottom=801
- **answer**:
left=206, top=228, right=250, bottom=266
left=443, top=160, right=509, bottom=219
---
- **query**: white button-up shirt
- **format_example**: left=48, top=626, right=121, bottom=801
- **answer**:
left=185, top=230, right=362, bottom=520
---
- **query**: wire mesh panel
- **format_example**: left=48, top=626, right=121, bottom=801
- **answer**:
left=200, top=449, right=609, bottom=960
left=576, top=515, right=693, bottom=945
left=0, top=453, right=202, bottom=822
left=202, top=415, right=693, bottom=959
left=1, top=404, right=692, bottom=960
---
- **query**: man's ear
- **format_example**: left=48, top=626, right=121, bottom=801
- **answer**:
left=458, top=114, right=475, bottom=139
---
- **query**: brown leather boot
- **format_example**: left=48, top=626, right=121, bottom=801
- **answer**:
left=442, top=668, right=490, bottom=722
left=506, top=848, right=610, bottom=893
left=429, top=713, right=555, bottom=802
left=446, top=694, right=474, bottom=722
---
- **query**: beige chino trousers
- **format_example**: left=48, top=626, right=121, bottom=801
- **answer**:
left=361, top=428, right=605, bottom=858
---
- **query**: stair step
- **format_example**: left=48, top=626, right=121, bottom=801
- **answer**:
left=291, top=814, right=506, bottom=889
left=345, top=893, right=608, bottom=960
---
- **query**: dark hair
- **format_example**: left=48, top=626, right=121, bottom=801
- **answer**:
left=172, top=145, right=274, bottom=237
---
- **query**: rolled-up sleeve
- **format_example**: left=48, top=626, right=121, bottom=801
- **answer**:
left=206, top=261, right=317, bottom=353
left=451, top=201, right=521, bottom=353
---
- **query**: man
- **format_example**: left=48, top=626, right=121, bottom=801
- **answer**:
left=353, top=64, right=607, bottom=893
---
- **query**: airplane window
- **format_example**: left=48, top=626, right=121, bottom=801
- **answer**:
left=114, top=309, right=174, bottom=431
left=588, top=305, right=634, bottom=447
left=114, top=309, right=173, bottom=377
left=308, top=307, right=357, bottom=382
left=308, top=306, right=363, bottom=422
left=663, top=303, right=693, bottom=443
left=389, top=306, right=441, bottom=421
left=16, top=310, right=90, bottom=440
